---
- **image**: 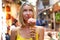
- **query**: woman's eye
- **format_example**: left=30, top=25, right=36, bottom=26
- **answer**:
left=29, top=9, right=33, bottom=12
left=23, top=9, right=27, bottom=12
left=23, top=9, right=33, bottom=12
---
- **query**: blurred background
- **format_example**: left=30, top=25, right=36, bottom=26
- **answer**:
left=1, top=0, right=60, bottom=40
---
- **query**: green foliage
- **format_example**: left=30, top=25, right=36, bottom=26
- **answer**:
left=55, top=12, right=60, bottom=22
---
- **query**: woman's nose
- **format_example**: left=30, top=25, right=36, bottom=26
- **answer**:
left=27, top=11, right=30, bottom=14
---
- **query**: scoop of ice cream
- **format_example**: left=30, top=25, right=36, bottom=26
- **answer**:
left=27, top=18, right=36, bottom=26
left=28, top=18, right=36, bottom=23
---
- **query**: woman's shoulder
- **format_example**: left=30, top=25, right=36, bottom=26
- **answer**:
left=35, top=26, right=45, bottom=33
left=35, top=26, right=44, bottom=30
left=11, top=27, right=21, bottom=32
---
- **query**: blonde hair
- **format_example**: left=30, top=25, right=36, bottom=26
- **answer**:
left=19, top=2, right=35, bottom=27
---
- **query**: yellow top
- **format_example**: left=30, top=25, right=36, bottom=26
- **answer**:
left=16, top=32, right=38, bottom=40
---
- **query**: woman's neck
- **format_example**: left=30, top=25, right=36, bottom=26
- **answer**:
left=21, top=24, right=35, bottom=29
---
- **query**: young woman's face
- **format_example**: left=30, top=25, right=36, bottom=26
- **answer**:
left=22, top=5, right=33, bottom=21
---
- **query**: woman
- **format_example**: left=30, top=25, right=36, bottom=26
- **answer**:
left=10, top=2, right=44, bottom=40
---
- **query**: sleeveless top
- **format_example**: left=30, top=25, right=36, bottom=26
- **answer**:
left=16, top=28, right=39, bottom=40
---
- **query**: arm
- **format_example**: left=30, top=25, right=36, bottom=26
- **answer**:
left=10, top=29, right=17, bottom=40
left=38, top=27, right=44, bottom=40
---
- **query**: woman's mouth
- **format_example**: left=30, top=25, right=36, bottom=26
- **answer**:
left=26, top=15, right=32, bottom=19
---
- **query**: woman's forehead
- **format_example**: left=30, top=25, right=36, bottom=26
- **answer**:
left=23, top=5, right=32, bottom=9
